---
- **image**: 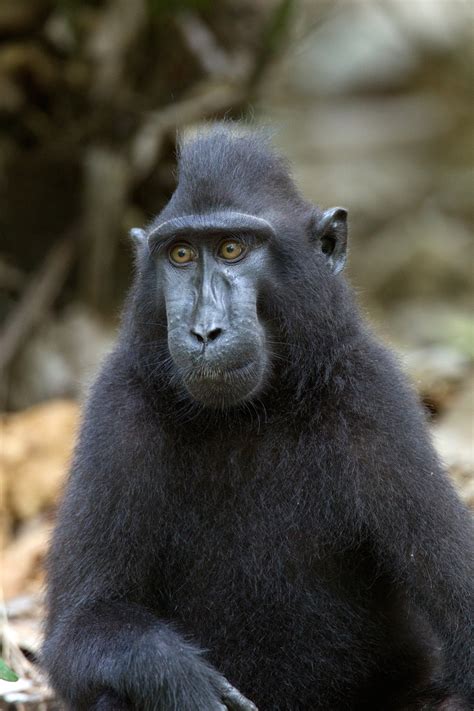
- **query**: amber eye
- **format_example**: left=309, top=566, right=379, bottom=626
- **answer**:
left=169, top=243, right=196, bottom=265
left=218, top=239, right=245, bottom=262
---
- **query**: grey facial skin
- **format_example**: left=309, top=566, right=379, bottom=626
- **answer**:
left=131, top=206, right=347, bottom=409
left=154, top=229, right=270, bottom=408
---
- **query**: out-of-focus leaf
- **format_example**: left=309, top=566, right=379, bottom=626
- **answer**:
left=250, top=0, right=294, bottom=86
left=147, top=0, right=212, bottom=19
left=0, top=659, right=19, bottom=682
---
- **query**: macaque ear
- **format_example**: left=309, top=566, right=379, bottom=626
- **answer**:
left=130, top=228, right=148, bottom=256
left=130, top=228, right=146, bottom=244
left=310, top=207, right=348, bottom=275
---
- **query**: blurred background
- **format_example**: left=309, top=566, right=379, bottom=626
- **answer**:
left=1, top=0, right=473, bottom=707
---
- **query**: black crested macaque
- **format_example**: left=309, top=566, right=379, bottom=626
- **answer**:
left=43, top=126, right=473, bottom=711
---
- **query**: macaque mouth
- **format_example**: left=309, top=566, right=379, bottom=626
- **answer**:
left=181, top=357, right=264, bottom=406
left=187, top=359, right=256, bottom=383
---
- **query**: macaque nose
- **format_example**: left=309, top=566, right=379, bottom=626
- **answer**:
left=190, top=326, right=223, bottom=345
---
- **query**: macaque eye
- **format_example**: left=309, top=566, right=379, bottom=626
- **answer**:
left=217, top=239, right=246, bottom=262
left=169, top=243, right=196, bottom=265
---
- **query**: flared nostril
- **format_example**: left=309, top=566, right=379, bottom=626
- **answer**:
left=208, top=328, right=222, bottom=342
left=191, top=329, right=204, bottom=344
left=190, top=327, right=223, bottom=344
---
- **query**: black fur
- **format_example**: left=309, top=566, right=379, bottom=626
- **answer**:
left=43, top=126, right=474, bottom=710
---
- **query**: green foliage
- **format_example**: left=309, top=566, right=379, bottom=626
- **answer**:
left=53, top=0, right=104, bottom=10
left=0, top=658, right=19, bottom=682
left=147, top=0, right=212, bottom=18
left=250, top=0, right=295, bottom=87
left=51, top=0, right=212, bottom=19
left=444, top=315, right=474, bottom=359
left=261, top=0, right=294, bottom=57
